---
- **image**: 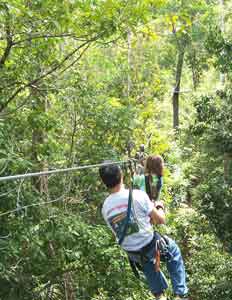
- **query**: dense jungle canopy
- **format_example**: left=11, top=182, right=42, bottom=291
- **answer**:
left=0, top=1, right=232, bottom=300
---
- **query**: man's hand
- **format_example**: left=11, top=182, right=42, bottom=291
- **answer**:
left=153, top=200, right=165, bottom=211
left=149, top=205, right=165, bottom=225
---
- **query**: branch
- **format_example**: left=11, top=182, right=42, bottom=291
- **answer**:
left=0, top=96, right=30, bottom=117
left=58, top=43, right=91, bottom=76
left=96, top=34, right=122, bottom=46
left=12, top=32, right=89, bottom=45
left=0, top=32, right=13, bottom=67
left=0, top=81, right=23, bottom=89
left=59, top=35, right=122, bottom=76
left=0, top=36, right=99, bottom=112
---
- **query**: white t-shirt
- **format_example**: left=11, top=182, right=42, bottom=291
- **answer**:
left=102, top=187, right=154, bottom=251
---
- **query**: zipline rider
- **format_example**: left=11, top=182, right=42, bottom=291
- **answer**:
left=133, top=154, right=164, bottom=203
left=99, top=163, right=188, bottom=300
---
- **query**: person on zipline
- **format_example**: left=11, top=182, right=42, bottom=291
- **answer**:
left=135, top=144, right=147, bottom=175
left=133, top=154, right=164, bottom=203
left=99, top=163, right=188, bottom=300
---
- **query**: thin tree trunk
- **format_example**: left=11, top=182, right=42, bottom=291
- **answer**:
left=40, top=96, right=49, bottom=196
left=31, top=88, right=48, bottom=195
left=63, top=272, right=75, bottom=300
left=31, top=101, right=44, bottom=191
left=191, top=49, right=200, bottom=90
left=68, top=111, right=78, bottom=167
left=127, top=30, right=132, bottom=98
left=172, top=46, right=185, bottom=130
left=220, top=0, right=225, bottom=34
left=0, top=3, right=13, bottom=68
left=219, top=0, right=225, bottom=84
left=224, top=153, right=232, bottom=182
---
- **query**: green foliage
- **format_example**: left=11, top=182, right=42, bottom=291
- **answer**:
left=191, top=90, right=232, bottom=154
left=183, top=90, right=232, bottom=250
left=0, top=214, right=150, bottom=300
left=1, top=1, right=232, bottom=300
left=168, top=207, right=232, bottom=300
left=206, top=26, right=232, bottom=75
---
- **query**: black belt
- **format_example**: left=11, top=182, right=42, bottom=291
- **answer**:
left=127, top=231, right=163, bottom=257
left=126, top=232, right=171, bottom=279
left=127, top=237, right=154, bottom=256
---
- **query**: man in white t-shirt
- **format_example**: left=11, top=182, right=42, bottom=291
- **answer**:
left=100, top=163, right=188, bottom=300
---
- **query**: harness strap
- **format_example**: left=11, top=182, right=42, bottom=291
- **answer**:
left=155, top=241, right=161, bottom=272
left=128, top=259, right=140, bottom=278
left=127, top=233, right=171, bottom=278
left=145, top=175, right=152, bottom=200
left=118, top=186, right=133, bottom=245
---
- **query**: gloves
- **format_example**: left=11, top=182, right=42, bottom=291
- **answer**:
left=154, top=200, right=165, bottom=210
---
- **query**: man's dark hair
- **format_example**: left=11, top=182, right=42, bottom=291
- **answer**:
left=99, top=162, right=122, bottom=188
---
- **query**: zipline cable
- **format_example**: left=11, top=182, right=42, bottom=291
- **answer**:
left=0, top=195, right=66, bottom=217
left=0, top=159, right=134, bottom=218
left=0, top=160, right=130, bottom=183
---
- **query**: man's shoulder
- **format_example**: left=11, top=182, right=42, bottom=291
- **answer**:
left=102, top=194, right=111, bottom=210
left=102, top=190, right=129, bottom=218
left=102, top=190, right=128, bottom=208
left=132, top=188, right=147, bottom=198
left=102, top=195, right=110, bottom=218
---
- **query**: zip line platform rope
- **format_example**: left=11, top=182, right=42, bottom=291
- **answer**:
left=0, top=160, right=131, bottom=182
left=0, top=159, right=134, bottom=217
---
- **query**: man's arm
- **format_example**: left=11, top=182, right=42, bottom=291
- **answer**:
left=139, top=190, right=165, bottom=225
left=149, top=206, right=165, bottom=224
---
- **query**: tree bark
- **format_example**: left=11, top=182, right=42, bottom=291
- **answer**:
left=31, top=87, right=48, bottom=195
left=224, top=153, right=232, bottom=183
left=219, top=0, right=226, bottom=84
left=127, top=29, right=132, bottom=98
left=0, top=3, right=13, bottom=68
left=191, top=49, right=200, bottom=90
left=63, top=272, right=75, bottom=300
left=172, top=45, right=185, bottom=130
left=68, top=110, right=78, bottom=167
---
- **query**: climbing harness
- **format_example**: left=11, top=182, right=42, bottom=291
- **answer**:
left=118, top=186, right=133, bottom=245
left=127, top=232, right=171, bottom=278
left=145, top=175, right=153, bottom=200
left=118, top=158, right=135, bottom=245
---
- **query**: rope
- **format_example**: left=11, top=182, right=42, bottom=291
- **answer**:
left=0, top=160, right=130, bottom=182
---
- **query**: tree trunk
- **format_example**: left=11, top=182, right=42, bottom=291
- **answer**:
left=68, top=110, right=78, bottom=167
left=172, top=46, right=185, bottom=130
left=31, top=88, right=48, bottom=195
left=63, top=272, right=75, bottom=300
left=219, top=0, right=226, bottom=84
left=224, top=153, right=232, bottom=183
left=191, top=49, right=200, bottom=90
left=127, top=29, right=132, bottom=98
